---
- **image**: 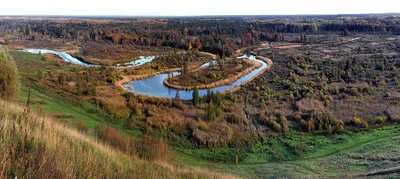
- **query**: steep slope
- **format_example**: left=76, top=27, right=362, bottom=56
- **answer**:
left=0, top=100, right=235, bottom=179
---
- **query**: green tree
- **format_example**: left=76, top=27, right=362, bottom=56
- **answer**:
left=343, top=29, right=350, bottom=36
left=76, top=79, right=83, bottom=95
left=192, top=85, right=199, bottom=106
left=183, top=60, right=189, bottom=75
left=207, top=100, right=216, bottom=121
left=0, top=46, right=19, bottom=99
left=175, top=90, right=180, bottom=100
left=219, top=59, right=225, bottom=71
left=215, top=91, right=222, bottom=106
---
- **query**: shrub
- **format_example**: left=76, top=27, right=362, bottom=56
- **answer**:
left=307, top=119, right=315, bottom=132
left=0, top=46, right=19, bottom=99
left=271, top=120, right=282, bottom=132
left=37, top=69, right=44, bottom=80
left=280, top=116, right=289, bottom=133
left=193, top=122, right=233, bottom=148
left=96, top=124, right=129, bottom=151
left=137, top=135, right=170, bottom=161
left=352, top=116, right=369, bottom=128
left=224, top=113, right=243, bottom=124
left=75, top=120, right=87, bottom=133
left=58, top=73, right=66, bottom=85
left=371, top=116, right=387, bottom=124
left=352, top=116, right=362, bottom=125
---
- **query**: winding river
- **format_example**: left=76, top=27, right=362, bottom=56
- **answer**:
left=23, top=49, right=268, bottom=100
left=124, top=55, right=267, bottom=99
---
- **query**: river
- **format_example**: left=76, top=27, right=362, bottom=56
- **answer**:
left=23, top=49, right=267, bottom=100
left=124, top=55, right=267, bottom=100
left=22, top=49, right=156, bottom=68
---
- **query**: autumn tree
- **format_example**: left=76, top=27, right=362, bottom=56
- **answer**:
left=300, top=33, right=308, bottom=44
left=58, top=73, right=66, bottom=85
left=183, top=28, right=189, bottom=37
left=241, top=32, right=253, bottom=46
left=207, top=99, right=216, bottom=121
left=188, top=39, right=194, bottom=50
left=0, top=46, right=19, bottom=99
left=217, top=54, right=225, bottom=71
left=195, top=39, right=202, bottom=50
left=4, top=35, right=11, bottom=44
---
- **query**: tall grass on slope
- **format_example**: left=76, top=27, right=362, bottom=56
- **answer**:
left=0, top=100, right=236, bottom=179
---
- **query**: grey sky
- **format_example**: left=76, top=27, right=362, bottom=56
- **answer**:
left=1, top=0, right=399, bottom=16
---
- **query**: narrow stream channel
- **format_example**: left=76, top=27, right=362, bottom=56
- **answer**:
left=22, top=49, right=156, bottom=68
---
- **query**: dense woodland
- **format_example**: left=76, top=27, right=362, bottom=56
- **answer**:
left=1, top=15, right=400, bottom=56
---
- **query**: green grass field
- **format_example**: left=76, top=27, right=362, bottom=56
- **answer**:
left=14, top=50, right=142, bottom=136
left=19, top=85, right=143, bottom=136
left=175, top=125, right=400, bottom=178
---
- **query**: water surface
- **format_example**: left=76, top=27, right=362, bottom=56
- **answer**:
left=23, top=49, right=267, bottom=100
left=23, top=49, right=155, bottom=68
left=124, top=55, right=267, bottom=100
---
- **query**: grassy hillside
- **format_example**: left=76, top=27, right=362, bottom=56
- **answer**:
left=176, top=125, right=400, bottom=178
left=0, top=100, right=235, bottom=179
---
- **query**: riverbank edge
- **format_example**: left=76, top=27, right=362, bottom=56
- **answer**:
left=222, top=56, right=273, bottom=94
left=162, top=58, right=263, bottom=90
left=115, top=68, right=182, bottom=92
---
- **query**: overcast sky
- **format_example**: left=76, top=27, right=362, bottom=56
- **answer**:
left=0, top=0, right=399, bottom=16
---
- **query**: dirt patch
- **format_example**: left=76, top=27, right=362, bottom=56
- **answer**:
left=271, top=43, right=302, bottom=49
left=198, top=51, right=216, bottom=59
left=67, top=81, right=76, bottom=87
left=254, top=42, right=270, bottom=51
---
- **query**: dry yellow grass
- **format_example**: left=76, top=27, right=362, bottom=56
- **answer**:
left=0, top=100, right=238, bottom=179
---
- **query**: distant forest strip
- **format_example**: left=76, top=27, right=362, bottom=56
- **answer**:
left=1, top=16, right=400, bottom=56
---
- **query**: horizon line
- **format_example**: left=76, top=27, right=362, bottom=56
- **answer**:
left=0, top=13, right=399, bottom=18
